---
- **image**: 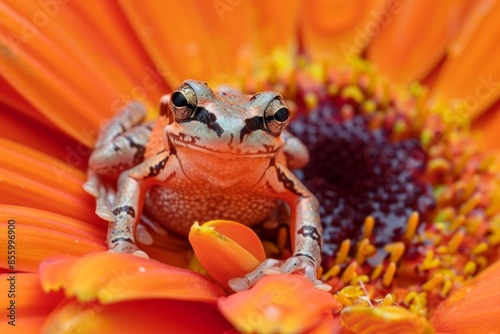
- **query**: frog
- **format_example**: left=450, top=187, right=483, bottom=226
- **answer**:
left=84, top=80, right=328, bottom=291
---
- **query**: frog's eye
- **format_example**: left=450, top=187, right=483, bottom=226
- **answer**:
left=264, top=98, right=290, bottom=135
left=170, top=84, right=197, bottom=121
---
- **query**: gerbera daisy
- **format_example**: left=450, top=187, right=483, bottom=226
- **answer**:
left=1, top=1, right=499, bottom=333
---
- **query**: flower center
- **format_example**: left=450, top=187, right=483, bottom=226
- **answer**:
left=289, top=98, right=436, bottom=268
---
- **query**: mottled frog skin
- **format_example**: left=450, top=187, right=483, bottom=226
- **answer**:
left=84, top=80, right=326, bottom=290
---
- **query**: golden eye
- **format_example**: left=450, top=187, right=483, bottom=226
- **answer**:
left=264, top=97, right=290, bottom=135
left=170, top=84, right=197, bottom=121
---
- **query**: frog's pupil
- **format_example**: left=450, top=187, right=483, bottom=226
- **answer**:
left=172, top=92, right=188, bottom=108
left=274, top=107, right=289, bottom=122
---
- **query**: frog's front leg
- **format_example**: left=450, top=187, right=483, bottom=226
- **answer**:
left=229, top=160, right=330, bottom=291
left=107, top=150, right=176, bottom=257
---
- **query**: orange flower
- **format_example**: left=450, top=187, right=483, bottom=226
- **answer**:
left=1, top=1, right=500, bottom=333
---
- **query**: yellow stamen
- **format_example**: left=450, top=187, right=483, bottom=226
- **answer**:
left=363, top=215, right=375, bottom=239
left=472, top=241, right=488, bottom=255
left=327, top=83, right=339, bottom=96
left=476, top=256, right=488, bottom=270
left=404, top=211, right=419, bottom=242
left=355, top=238, right=376, bottom=265
left=428, top=158, right=451, bottom=174
left=361, top=99, right=377, bottom=114
left=435, top=207, right=455, bottom=224
left=422, top=273, right=443, bottom=291
left=466, top=216, right=482, bottom=234
left=447, top=230, right=464, bottom=254
left=335, top=239, right=351, bottom=264
left=322, top=264, right=341, bottom=280
left=341, top=262, right=358, bottom=285
left=463, top=261, right=477, bottom=276
left=370, top=263, right=383, bottom=281
left=352, top=275, right=369, bottom=286
left=341, top=84, right=364, bottom=103
left=304, top=92, right=318, bottom=110
left=382, top=262, right=397, bottom=287
left=440, top=280, right=453, bottom=298
left=419, top=250, right=440, bottom=272
left=404, top=291, right=417, bottom=305
left=383, top=242, right=405, bottom=263
left=458, top=193, right=481, bottom=216
left=450, top=215, right=466, bottom=231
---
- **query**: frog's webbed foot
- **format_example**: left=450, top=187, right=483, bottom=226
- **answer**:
left=108, top=238, right=149, bottom=259
left=228, top=255, right=331, bottom=292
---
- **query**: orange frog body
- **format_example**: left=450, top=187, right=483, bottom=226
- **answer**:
left=84, top=80, right=325, bottom=290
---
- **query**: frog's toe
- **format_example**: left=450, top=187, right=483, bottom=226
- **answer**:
left=131, top=250, right=149, bottom=259
left=135, top=223, right=154, bottom=245
left=108, top=240, right=149, bottom=259
left=228, top=258, right=281, bottom=292
left=278, top=255, right=332, bottom=291
left=229, top=255, right=331, bottom=292
left=96, top=205, right=114, bottom=221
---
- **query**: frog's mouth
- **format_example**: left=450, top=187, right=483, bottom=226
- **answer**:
left=168, top=132, right=280, bottom=158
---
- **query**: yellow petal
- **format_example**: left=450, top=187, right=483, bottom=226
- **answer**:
left=189, top=220, right=266, bottom=291
left=39, top=252, right=226, bottom=304
left=431, top=259, right=500, bottom=334
left=341, top=305, right=435, bottom=334
left=218, top=274, right=340, bottom=334
left=42, top=299, right=232, bottom=334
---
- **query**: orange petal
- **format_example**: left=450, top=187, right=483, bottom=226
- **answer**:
left=40, top=252, right=226, bottom=304
left=367, top=0, right=472, bottom=85
left=0, top=105, right=79, bottom=163
left=429, top=0, right=500, bottom=118
left=119, top=0, right=298, bottom=87
left=189, top=220, right=266, bottom=291
left=431, top=259, right=500, bottom=333
left=300, top=0, right=387, bottom=66
left=0, top=206, right=106, bottom=272
left=341, top=305, right=435, bottom=334
left=0, top=273, right=64, bottom=333
left=42, top=299, right=232, bottom=334
left=0, top=137, right=102, bottom=225
left=472, top=100, right=500, bottom=152
left=218, top=274, right=340, bottom=334
left=0, top=2, right=166, bottom=144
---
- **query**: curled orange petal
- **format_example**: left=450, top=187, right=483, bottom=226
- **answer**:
left=341, top=305, right=435, bottom=334
left=189, top=220, right=266, bottom=291
left=218, top=274, right=340, bottom=334
left=431, top=259, right=500, bottom=334
left=42, top=299, right=233, bottom=334
left=40, top=252, right=226, bottom=304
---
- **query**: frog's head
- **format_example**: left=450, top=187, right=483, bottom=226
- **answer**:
left=162, top=80, right=290, bottom=159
